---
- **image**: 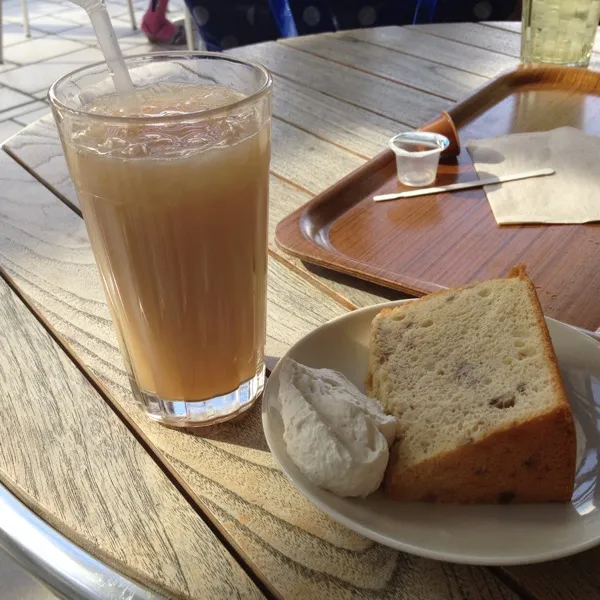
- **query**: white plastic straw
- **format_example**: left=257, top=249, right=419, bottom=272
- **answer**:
left=69, top=0, right=136, bottom=99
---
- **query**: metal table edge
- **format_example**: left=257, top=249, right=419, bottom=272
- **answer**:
left=0, top=482, right=165, bottom=600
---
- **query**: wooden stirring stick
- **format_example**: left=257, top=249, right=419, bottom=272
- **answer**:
left=373, top=167, right=555, bottom=202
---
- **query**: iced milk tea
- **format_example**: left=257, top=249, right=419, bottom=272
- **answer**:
left=51, top=55, right=272, bottom=426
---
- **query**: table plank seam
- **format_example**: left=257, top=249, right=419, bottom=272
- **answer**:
left=0, top=266, right=276, bottom=600
left=3, top=145, right=82, bottom=217
left=478, top=22, right=523, bottom=34
left=411, top=21, right=600, bottom=67
left=268, top=169, right=327, bottom=199
left=487, top=567, right=543, bottom=600
left=272, top=114, right=372, bottom=160
left=198, top=485, right=526, bottom=600
left=200, top=494, right=394, bottom=586
left=241, top=59, right=417, bottom=129
left=269, top=250, right=358, bottom=311
left=269, top=171, right=315, bottom=197
left=341, top=30, right=496, bottom=81
left=277, top=38, right=463, bottom=103
left=183, top=459, right=377, bottom=556
left=404, top=23, right=521, bottom=59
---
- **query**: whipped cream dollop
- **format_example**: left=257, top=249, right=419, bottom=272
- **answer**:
left=278, top=358, right=398, bottom=498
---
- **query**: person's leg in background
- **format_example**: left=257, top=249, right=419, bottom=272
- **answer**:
left=142, top=0, right=187, bottom=45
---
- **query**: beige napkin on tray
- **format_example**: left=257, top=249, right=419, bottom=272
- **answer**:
left=467, top=127, right=600, bottom=225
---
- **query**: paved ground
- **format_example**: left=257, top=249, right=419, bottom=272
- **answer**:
left=0, top=0, right=187, bottom=142
left=0, top=0, right=186, bottom=594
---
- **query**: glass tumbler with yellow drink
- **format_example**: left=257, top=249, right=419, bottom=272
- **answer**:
left=522, top=0, right=600, bottom=66
left=49, top=53, right=272, bottom=427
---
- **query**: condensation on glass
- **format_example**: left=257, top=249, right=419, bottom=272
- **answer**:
left=522, top=0, right=600, bottom=66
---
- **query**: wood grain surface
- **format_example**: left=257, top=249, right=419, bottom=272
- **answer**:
left=281, top=33, right=488, bottom=101
left=276, top=65, right=600, bottom=330
left=272, top=118, right=366, bottom=193
left=230, top=41, right=451, bottom=126
left=432, top=21, right=600, bottom=71
left=5, top=114, right=79, bottom=209
left=0, top=149, right=519, bottom=599
left=268, top=74, right=403, bottom=160
left=0, top=237, right=263, bottom=599
left=409, top=22, right=523, bottom=58
left=411, top=21, right=600, bottom=71
left=2, top=25, right=600, bottom=600
left=342, top=26, right=518, bottom=78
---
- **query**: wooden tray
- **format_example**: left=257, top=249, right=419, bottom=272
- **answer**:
left=275, top=66, right=600, bottom=331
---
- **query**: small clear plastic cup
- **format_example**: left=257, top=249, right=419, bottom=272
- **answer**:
left=389, top=132, right=450, bottom=187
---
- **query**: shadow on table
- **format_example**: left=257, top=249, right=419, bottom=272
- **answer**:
left=302, top=262, right=411, bottom=302
left=161, top=361, right=284, bottom=453
left=180, top=401, right=271, bottom=452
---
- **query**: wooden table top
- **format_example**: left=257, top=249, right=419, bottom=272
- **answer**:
left=1, top=22, right=599, bottom=600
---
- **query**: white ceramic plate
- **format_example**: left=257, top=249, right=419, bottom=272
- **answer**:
left=262, top=300, right=600, bottom=565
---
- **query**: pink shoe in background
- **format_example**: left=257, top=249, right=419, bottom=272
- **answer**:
left=141, top=0, right=186, bottom=45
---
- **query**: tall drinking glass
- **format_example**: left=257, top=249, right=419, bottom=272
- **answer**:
left=521, top=0, right=600, bottom=66
left=49, top=53, right=272, bottom=427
